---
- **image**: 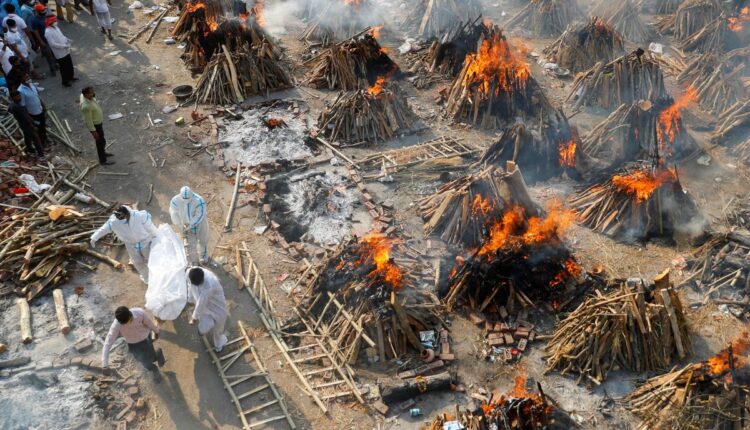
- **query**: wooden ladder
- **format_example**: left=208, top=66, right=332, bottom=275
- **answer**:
left=202, top=321, right=296, bottom=429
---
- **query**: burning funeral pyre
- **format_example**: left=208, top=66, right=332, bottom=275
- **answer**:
left=625, top=333, right=750, bottom=429
left=543, top=18, right=624, bottom=73
left=545, top=272, right=690, bottom=385
left=440, top=196, right=583, bottom=318
left=304, top=31, right=402, bottom=91
left=300, top=0, right=383, bottom=44
left=316, top=80, right=418, bottom=145
left=504, top=0, right=583, bottom=38
left=417, top=164, right=539, bottom=248
left=682, top=201, right=750, bottom=315
left=405, top=17, right=489, bottom=88
left=445, top=26, right=557, bottom=129
left=569, top=161, right=706, bottom=241
left=403, top=0, right=482, bottom=39
left=426, top=376, right=579, bottom=429
left=475, top=117, right=578, bottom=183
left=291, top=233, right=443, bottom=363
left=568, top=49, right=668, bottom=111
left=579, top=92, right=702, bottom=173
left=590, top=0, right=653, bottom=43
left=676, top=52, right=747, bottom=114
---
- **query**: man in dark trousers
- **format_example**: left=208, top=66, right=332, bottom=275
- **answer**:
left=18, top=72, right=46, bottom=147
left=80, top=86, right=114, bottom=165
left=101, top=306, right=165, bottom=378
left=8, top=90, right=44, bottom=159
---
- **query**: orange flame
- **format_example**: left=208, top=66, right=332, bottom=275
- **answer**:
left=705, top=332, right=750, bottom=379
left=370, top=25, right=384, bottom=39
left=472, top=194, right=493, bottom=216
left=186, top=0, right=205, bottom=13
left=558, top=140, right=576, bottom=168
left=462, top=32, right=530, bottom=96
left=611, top=168, right=677, bottom=203
left=367, top=76, right=387, bottom=96
left=657, top=87, right=697, bottom=160
left=360, top=232, right=403, bottom=288
left=549, top=258, right=582, bottom=287
left=510, top=369, right=528, bottom=398
left=728, top=7, right=750, bottom=32
left=206, top=16, right=219, bottom=32
left=252, top=0, right=265, bottom=27
left=479, top=201, right=575, bottom=256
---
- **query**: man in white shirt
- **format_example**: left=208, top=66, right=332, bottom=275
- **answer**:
left=43, top=15, right=76, bottom=87
left=0, top=42, right=16, bottom=75
left=91, top=0, right=112, bottom=40
left=101, top=306, right=165, bottom=373
left=5, top=18, right=29, bottom=61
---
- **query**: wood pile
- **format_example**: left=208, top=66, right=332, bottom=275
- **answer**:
left=591, top=0, right=653, bottom=43
left=568, top=50, right=668, bottom=110
left=445, top=26, right=556, bottom=129
left=316, top=82, right=417, bottom=145
left=712, top=99, right=750, bottom=144
left=543, top=18, right=624, bottom=73
left=625, top=337, right=750, bottom=429
left=403, top=0, right=482, bottom=39
left=405, top=17, right=488, bottom=88
left=569, top=161, right=706, bottom=240
left=0, top=137, right=33, bottom=201
left=441, top=197, right=584, bottom=316
left=416, top=164, right=539, bottom=248
left=304, top=32, right=401, bottom=91
left=292, top=233, right=444, bottom=363
left=191, top=43, right=292, bottom=105
left=0, top=162, right=119, bottom=302
left=545, top=272, right=689, bottom=385
left=475, top=118, right=576, bottom=183
left=579, top=99, right=701, bottom=172
left=656, top=0, right=684, bottom=14
left=733, top=136, right=750, bottom=164
left=505, top=0, right=583, bottom=38
left=656, top=0, right=721, bottom=40
left=426, top=380, right=579, bottom=429
left=677, top=53, right=746, bottom=114
left=300, top=0, right=381, bottom=44
left=677, top=13, right=730, bottom=53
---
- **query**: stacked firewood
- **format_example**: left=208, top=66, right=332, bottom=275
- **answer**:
left=417, top=164, right=539, bottom=248
left=545, top=273, right=689, bottom=385
left=543, top=18, right=624, bottom=73
left=677, top=53, right=746, bottom=114
left=580, top=99, right=701, bottom=171
left=304, top=32, right=400, bottom=91
left=570, top=161, right=705, bottom=240
left=445, top=26, right=556, bottom=129
left=678, top=13, right=730, bottom=53
left=656, top=0, right=684, bottom=14
left=405, top=17, right=487, bottom=88
left=505, top=0, right=583, bottom=37
left=734, top=137, right=750, bottom=164
left=712, top=99, right=750, bottom=144
left=300, top=0, right=381, bottom=44
left=591, top=0, right=652, bottom=43
left=568, top=49, right=668, bottom=110
left=656, top=0, right=721, bottom=40
left=476, top=118, right=576, bottom=183
left=316, top=82, right=417, bottom=145
left=626, top=338, right=750, bottom=429
left=0, top=163, right=119, bottom=302
left=403, top=0, right=482, bottom=39
left=191, top=43, right=292, bottom=105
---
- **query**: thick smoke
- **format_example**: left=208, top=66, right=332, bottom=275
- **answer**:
left=254, top=0, right=384, bottom=37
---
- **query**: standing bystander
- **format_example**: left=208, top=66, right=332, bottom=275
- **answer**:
left=79, top=86, right=113, bottom=165
left=44, top=16, right=74, bottom=86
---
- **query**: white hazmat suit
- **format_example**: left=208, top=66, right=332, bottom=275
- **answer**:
left=189, top=268, right=228, bottom=351
left=91, top=207, right=158, bottom=283
left=169, top=186, right=209, bottom=264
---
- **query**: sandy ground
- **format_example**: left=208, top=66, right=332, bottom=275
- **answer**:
left=1, top=0, right=750, bottom=429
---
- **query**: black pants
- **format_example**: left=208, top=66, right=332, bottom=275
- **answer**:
left=40, top=45, right=57, bottom=76
left=20, top=125, right=44, bottom=156
left=56, top=54, right=74, bottom=85
left=30, top=112, right=47, bottom=146
left=93, top=123, right=107, bottom=162
left=127, top=337, right=157, bottom=371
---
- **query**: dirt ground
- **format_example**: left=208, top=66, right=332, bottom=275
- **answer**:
left=2, top=0, right=750, bottom=429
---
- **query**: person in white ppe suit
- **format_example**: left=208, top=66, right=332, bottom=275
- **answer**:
left=169, top=186, right=209, bottom=264
left=188, top=267, right=228, bottom=352
left=91, top=205, right=158, bottom=284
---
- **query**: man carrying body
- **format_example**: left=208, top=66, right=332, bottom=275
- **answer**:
left=187, top=267, right=228, bottom=352
left=90, top=205, right=158, bottom=284
left=169, top=186, right=209, bottom=264
left=101, top=306, right=164, bottom=375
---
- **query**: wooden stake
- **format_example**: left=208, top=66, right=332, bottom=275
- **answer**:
left=16, top=298, right=32, bottom=344
left=53, top=289, right=71, bottom=335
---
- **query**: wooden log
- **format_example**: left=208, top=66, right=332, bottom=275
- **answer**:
left=52, top=289, right=71, bottom=335
left=16, top=298, right=32, bottom=344
left=380, top=371, right=452, bottom=404
left=0, top=343, right=6, bottom=353
left=224, top=163, right=242, bottom=232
